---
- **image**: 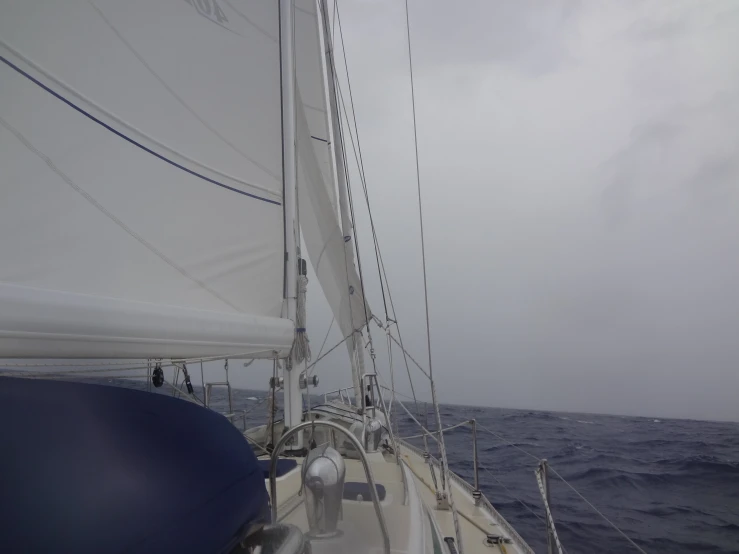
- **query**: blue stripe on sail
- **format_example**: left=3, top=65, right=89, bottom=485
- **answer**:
left=0, top=54, right=281, bottom=206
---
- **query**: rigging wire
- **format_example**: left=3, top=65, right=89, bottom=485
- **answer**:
left=383, top=327, right=430, bottom=380
left=386, top=331, right=397, bottom=432
left=379, top=384, right=422, bottom=404
left=327, top=0, right=423, bottom=420
left=402, top=0, right=463, bottom=549
left=548, top=467, right=648, bottom=554
left=535, top=469, right=566, bottom=554
left=330, top=2, right=423, bottom=419
left=305, top=332, right=353, bottom=372
left=336, top=100, right=375, bottom=370
left=476, top=422, right=542, bottom=464
left=320, top=0, right=366, bottom=405
left=325, top=2, right=388, bottom=396
left=0, top=352, right=273, bottom=378
left=331, top=77, right=425, bottom=414
left=333, top=1, right=389, bottom=321
left=308, top=317, right=335, bottom=380
left=0, top=359, right=156, bottom=368
left=374, top=254, right=422, bottom=409
left=328, top=12, right=645, bottom=553
left=305, top=316, right=334, bottom=416
left=477, top=422, right=643, bottom=552
left=482, top=466, right=546, bottom=525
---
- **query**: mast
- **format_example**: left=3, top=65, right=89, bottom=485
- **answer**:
left=280, top=0, right=303, bottom=439
left=319, top=0, right=365, bottom=406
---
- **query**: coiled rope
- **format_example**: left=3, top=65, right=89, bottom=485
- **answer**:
left=294, top=274, right=311, bottom=364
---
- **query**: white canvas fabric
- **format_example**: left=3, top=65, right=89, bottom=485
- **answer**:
left=296, top=88, right=371, bottom=342
left=0, top=0, right=292, bottom=357
left=295, top=0, right=338, bottom=213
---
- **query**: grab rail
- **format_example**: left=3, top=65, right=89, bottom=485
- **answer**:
left=268, top=420, right=391, bottom=554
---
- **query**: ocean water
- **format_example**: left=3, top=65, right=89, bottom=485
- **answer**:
left=109, top=380, right=739, bottom=553
left=412, top=404, right=739, bottom=554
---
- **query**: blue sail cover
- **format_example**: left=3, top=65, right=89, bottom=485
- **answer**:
left=0, top=377, right=270, bottom=554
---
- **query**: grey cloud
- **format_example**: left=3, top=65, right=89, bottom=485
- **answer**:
left=408, top=0, right=580, bottom=76
left=599, top=120, right=682, bottom=227
left=686, top=156, right=738, bottom=207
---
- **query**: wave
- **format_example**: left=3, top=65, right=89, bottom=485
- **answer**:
left=661, top=455, right=739, bottom=475
left=627, top=438, right=711, bottom=449
left=503, top=411, right=556, bottom=421
left=633, top=504, right=714, bottom=518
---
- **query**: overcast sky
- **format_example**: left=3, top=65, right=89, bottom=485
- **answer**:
left=133, top=0, right=738, bottom=422
left=265, top=0, right=737, bottom=423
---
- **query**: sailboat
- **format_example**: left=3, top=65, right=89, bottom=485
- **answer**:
left=0, top=1, right=537, bottom=553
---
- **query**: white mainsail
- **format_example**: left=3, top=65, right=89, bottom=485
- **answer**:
left=0, top=0, right=291, bottom=358
left=0, top=0, right=367, bottom=362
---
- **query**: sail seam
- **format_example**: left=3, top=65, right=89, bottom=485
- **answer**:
left=87, top=1, right=281, bottom=184
left=221, top=0, right=277, bottom=42
left=0, top=53, right=281, bottom=206
left=0, top=115, right=243, bottom=313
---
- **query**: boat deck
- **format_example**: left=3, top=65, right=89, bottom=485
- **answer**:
left=399, top=443, right=532, bottom=554
left=262, top=442, right=532, bottom=554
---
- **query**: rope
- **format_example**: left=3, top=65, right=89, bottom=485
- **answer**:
left=0, top=352, right=273, bottom=379
left=482, top=466, right=545, bottom=525
left=319, top=2, right=364, bottom=406
left=0, top=359, right=151, bottom=368
left=305, top=332, right=352, bottom=372
left=268, top=358, right=279, bottom=446
left=476, top=423, right=542, bottom=464
left=294, top=274, right=311, bottom=364
left=399, top=420, right=470, bottom=441
left=535, top=468, right=565, bottom=554
left=305, top=317, right=334, bottom=418
left=379, top=385, right=423, bottom=404
left=380, top=319, right=423, bottom=418
left=548, top=467, right=648, bottom=554
left=308, top=317, right=334, bottom=380
left=396, top=411, right=548, bottom=526
left=479, top=422, right=644, bottom=552
left=369, top=366, right=401, bottom=463
left=386, top=331, right=397, bottom=433
left=0, top=364, right=150, bottom=378
left=396, top=399, right=442, bottom=446
left=385, top=331, right=430, bottom=380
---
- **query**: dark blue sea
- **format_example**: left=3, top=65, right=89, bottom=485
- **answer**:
left=110, top=379, right=739, bottom=553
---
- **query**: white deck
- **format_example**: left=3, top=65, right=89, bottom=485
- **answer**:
left=259, top=422, right=533, bottom=554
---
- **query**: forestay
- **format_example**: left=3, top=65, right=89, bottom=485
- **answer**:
left=0, top=0, right=292, bottom=358
left=294, top=0, right=371, bottom=344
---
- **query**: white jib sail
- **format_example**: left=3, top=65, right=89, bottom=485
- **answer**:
left=294, top=0, right=371, bottom=345
left=0, top=0, right=293, bottom=358
left=295, top=0, right=339, bottom=215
